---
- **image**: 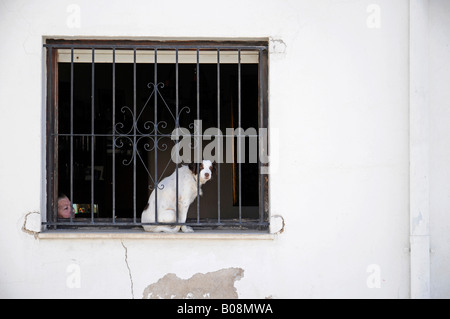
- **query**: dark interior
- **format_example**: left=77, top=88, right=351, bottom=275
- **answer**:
left=57, top=61, right=260, bottom=221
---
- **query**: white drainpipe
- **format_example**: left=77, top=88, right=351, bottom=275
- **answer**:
left=409, top=0, right=431, bottom=299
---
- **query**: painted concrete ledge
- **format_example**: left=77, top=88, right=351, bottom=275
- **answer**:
left=38, top=229, right=276, bottom=240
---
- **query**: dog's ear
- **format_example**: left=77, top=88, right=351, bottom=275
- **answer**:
left=188, top=162, right=197, bottom=175
left=211, top=161, right=217, bottom=175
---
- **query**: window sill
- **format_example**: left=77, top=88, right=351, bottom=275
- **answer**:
left=38, top=229, right=276, bottom=240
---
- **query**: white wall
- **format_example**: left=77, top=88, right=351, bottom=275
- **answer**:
left=429, top=0, right=450, bottom=299
left=0, top=0, right=448, bottom=299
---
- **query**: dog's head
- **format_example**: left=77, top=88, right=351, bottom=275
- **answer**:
left=188, top=160, right=216, bottom=184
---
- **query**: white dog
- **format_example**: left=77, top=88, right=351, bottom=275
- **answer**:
left=141, top=160, right=215, bottom=232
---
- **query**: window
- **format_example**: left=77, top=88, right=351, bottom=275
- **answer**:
left=44, top=39, right=269, bottom=232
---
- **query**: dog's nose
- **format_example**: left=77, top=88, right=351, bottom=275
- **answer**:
left=204, top=173, right=210, bottom=178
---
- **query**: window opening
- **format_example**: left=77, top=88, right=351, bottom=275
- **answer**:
left=45, top=40, right=269, bottom=231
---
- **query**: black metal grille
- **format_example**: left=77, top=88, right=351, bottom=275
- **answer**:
left=44, top=40, right=269, bottom=231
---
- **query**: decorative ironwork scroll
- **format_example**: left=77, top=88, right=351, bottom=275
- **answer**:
left=114, top=82, right=190, bottom=190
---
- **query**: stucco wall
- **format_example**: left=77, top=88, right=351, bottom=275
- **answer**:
left=0, top=0, right=448, bottom=298
left=429, top=0, right=450, bottom=299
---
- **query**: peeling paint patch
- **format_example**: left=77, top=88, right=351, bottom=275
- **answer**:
left=270, top=215, right=285, bottom=234
left=412, top=210, right=424, bottom=234
left=142, top=268, right=244, bottom=299
left=269, top=38, right=287, bottom=54
left=22, top=211, right=41, bottom=239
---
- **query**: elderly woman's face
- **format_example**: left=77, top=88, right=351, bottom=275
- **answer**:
left=58, top=197, right=74, bottom=218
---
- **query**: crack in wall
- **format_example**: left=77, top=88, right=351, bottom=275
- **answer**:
left=121, top=240, right=134, bottom=299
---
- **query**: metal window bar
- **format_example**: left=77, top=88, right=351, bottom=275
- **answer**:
left=217, top=48, right=221, bottom=225
left=154, top=48, right=158, bottom=224
left=90, top=48, right=95, bottom=224
left=175, top=48, right=179, bottom=224
left=238, top=49, right=242, bottom=224
left=44, top=42, right=269, bottom=230
left=259, top=48, right=264, bottom=225
left=112, top=47, right=116, bottom=224
left=133, top=48, right=137, bottom=224
left=196, top=48, right=201, bottom=225
left=69, top=47, right=74, bottom=224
